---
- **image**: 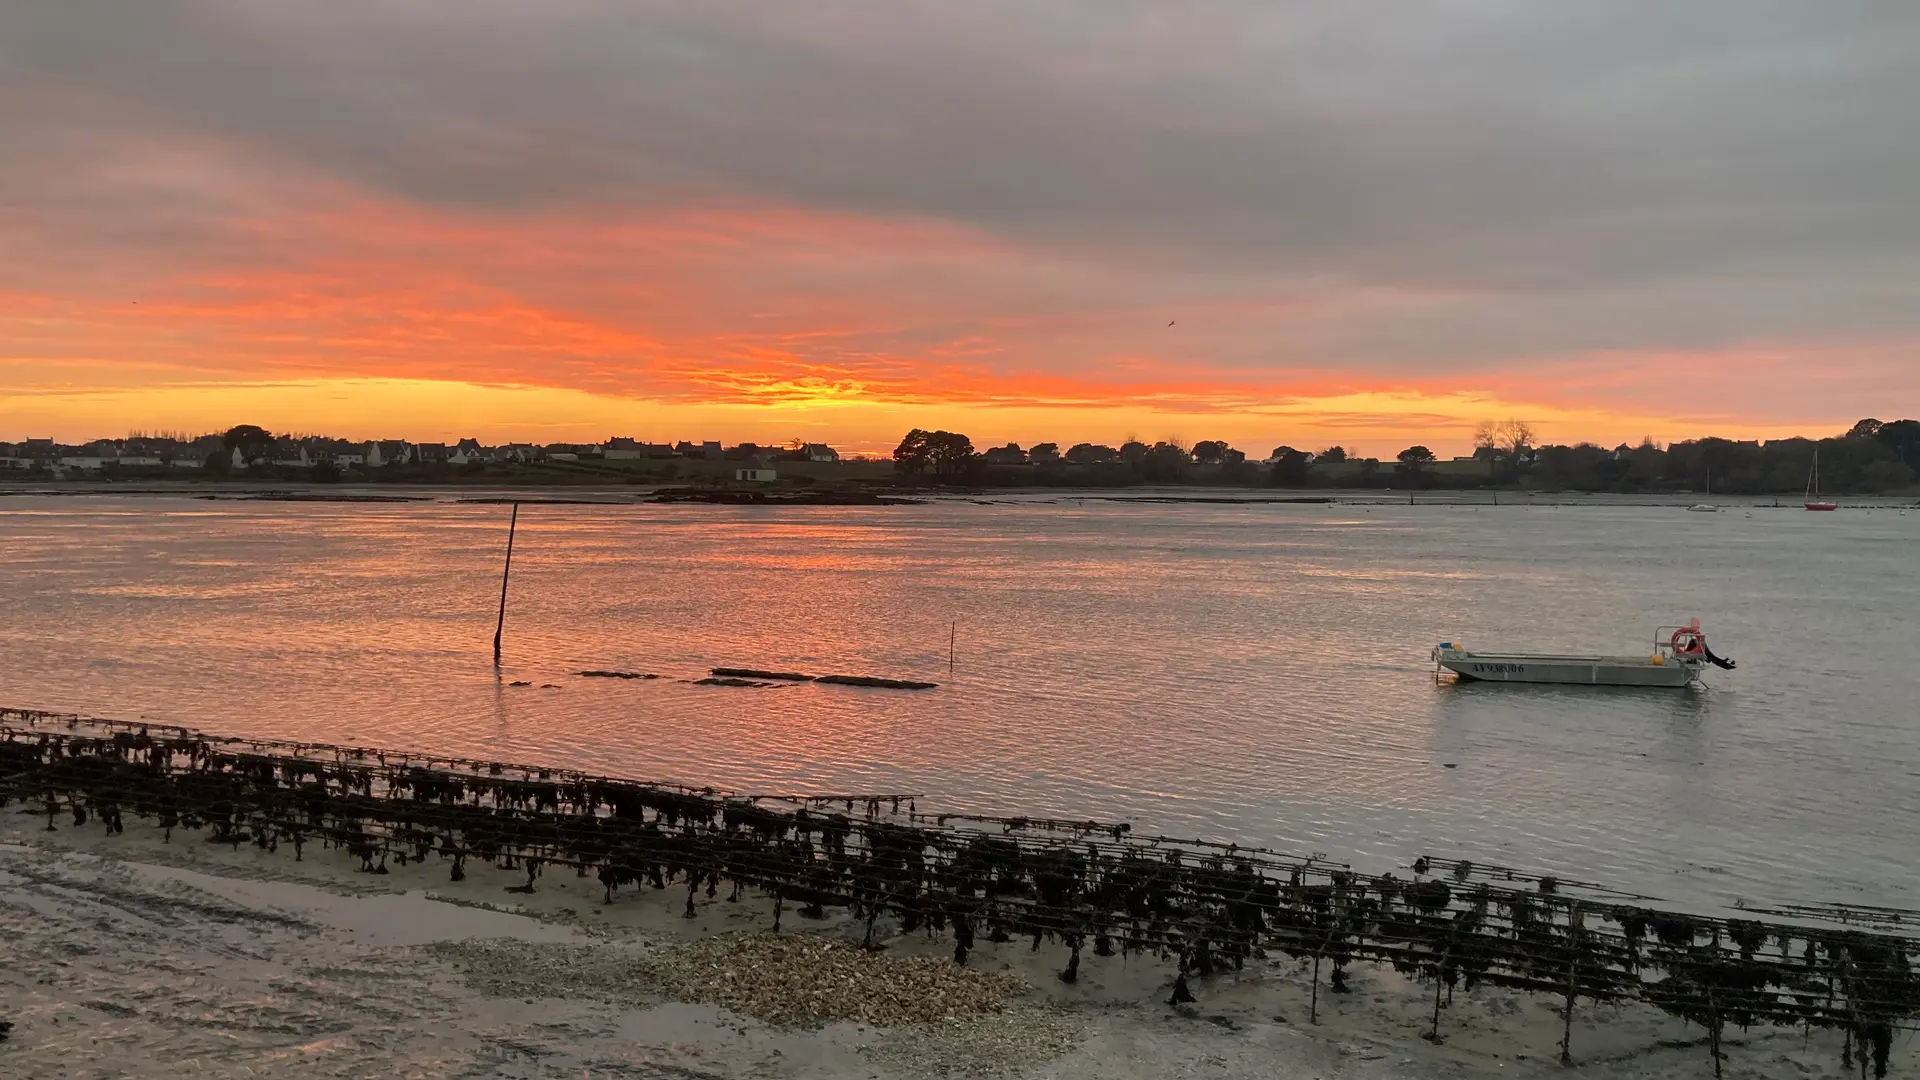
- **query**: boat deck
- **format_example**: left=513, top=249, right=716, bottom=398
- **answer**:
left=1434, top=646, right=1696, bottom=687
left=1454, top=651, right=1664, bottom=666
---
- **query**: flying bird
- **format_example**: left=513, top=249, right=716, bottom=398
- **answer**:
left=1167, top=319, right=1175, bottom=326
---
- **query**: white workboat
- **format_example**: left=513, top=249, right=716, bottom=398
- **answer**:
left=1432, top=622, right=1734, bottom=687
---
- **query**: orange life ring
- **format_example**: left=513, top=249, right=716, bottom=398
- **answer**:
left=1671, top=629, right=1706, bottom=657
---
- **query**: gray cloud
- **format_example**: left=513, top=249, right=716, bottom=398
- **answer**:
left=4, top=0, right=1919, bottom=383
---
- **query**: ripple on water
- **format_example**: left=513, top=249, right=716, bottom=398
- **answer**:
left=3, top=494, right=1918, bottom=914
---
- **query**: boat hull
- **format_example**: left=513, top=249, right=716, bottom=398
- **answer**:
left=1435, top=649, right=1696, bottom=688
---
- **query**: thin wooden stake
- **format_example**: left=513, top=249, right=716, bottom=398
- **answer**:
left=493, top=502, right=519, bottom=666
left=1708, top=985, right=1722, bottom=1079
left=949, top=621, right=956, bottom=674
left=1562, top=956, right=1577, bottom=1065
left=1428, top=970, right=1445, bottom=1043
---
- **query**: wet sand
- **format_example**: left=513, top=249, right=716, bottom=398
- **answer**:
left=2, top=809, right=1901, bottom=1079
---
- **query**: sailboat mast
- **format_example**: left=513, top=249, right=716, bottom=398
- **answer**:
left=1803, top=446, right=1837, bottom=509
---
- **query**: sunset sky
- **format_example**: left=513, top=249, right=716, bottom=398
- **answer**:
left=4, top=2, right=1916, bottom=457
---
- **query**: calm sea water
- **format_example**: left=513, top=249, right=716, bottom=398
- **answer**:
left=3, top=491, right=1917, bottom=915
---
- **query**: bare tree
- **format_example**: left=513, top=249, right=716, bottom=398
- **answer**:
left=1475, top=419, right=1537, bottom=460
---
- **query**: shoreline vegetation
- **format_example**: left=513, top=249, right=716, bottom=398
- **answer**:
left=881, top=419, right=1920, bottom=497
left=6, top=417, right=1920, bottom=499
left=7, top=708, right=1920, bottom=1079
left=5, top=479, right=1916, bottom=509
left=6, top=484, right=1919, bottom=511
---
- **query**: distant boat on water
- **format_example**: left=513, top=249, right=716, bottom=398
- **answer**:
left=1687, top=468, right=1723, bottom=511
left=1806, top=448, right=1838, bottom=511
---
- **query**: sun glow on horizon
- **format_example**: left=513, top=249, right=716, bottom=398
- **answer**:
left=0, top=375, right=1851, bottom=459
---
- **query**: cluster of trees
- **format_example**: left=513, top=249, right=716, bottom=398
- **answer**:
left=1528, top=425, right=1917, bottom=495
left=894, top=429, right=1439, bottom=487
left=1445, top=417, right=1919, bottom=495
left=200, top=425, right=342, bottom=481
left=897, top=432, right=1265, bottom=485
left=891, top=418, right=1920, bottom=494
left=222, top=424, right=275, bottom=460
left=890, top=429, right=980, bottom=480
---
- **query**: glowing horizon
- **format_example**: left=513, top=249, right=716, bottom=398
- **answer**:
left=0, top=373, right=1867, bottom=460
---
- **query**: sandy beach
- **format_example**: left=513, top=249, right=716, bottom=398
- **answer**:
left=3, top=808, right=1901, bottom=1080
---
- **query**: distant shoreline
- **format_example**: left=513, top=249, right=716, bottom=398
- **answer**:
left=2, top=482, right=1916, bottom=510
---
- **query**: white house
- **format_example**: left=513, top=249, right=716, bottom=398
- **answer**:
left=271, top=441, right=312, bottom=467
left=604, top=437, right=644, bottom=460
left=449, top=438, right=486, bottom=465
left=734, top=455, right=777, bottom=483
left=492, top=443, right=540, bottom=463
left=366, top=440, right=413, bottom=467
left=801, top=443, right=839, bottom=462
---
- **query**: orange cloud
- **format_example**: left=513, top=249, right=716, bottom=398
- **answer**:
left=1, top=176, right=1904, bottom=455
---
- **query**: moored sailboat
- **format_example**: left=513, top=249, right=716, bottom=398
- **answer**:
left=1806, top=448, right=1838, bottom=511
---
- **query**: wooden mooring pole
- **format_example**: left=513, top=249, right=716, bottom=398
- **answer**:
left=493, top=502, right=520, bottom=666
left=949, top=620, right=956, bottom=675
